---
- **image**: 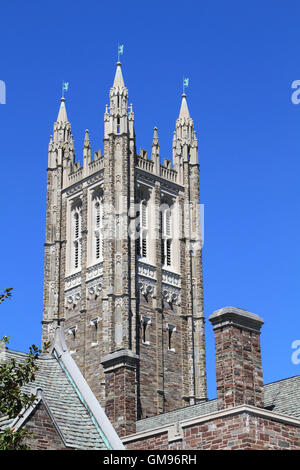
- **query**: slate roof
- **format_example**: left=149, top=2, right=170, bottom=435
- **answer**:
left=136, top=375, right=300, bottom=432
left=2, top=332, right=299, bottom=446
left=264, top=375, right=300, bottom=418
left=0, top=349, right=108, bottom=449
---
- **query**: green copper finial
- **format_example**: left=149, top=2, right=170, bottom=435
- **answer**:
left=183, top=77, right=189, bottom=94
left=62, top=81, right=69, bottom=98
left=117, top=43, right=124, bottom=62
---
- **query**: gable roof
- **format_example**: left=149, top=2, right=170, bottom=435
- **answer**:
left=0, top=328, right=124, bottom=450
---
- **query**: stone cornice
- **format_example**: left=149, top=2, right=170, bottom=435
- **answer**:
left=209, top=306, right=264, bottom=333
left=101, top=349, right=140, bottom=372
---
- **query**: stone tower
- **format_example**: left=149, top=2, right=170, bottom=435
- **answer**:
left=42, top=62, right=207, bottom=436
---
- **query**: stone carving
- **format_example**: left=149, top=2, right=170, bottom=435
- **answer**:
left=65, top=272, right=81, bottom=290
left=162, top=270, right=180, bottom=287
left=138, top=280, right=155, bottom=297
left=162, top=285, right=181, bottom=305
left=86, top=277, right=103, bottom=297
left=86, top=262, right=103, bottom=280
left=66, top=183, right=83, bottom=197
left=65, top=286, right=81, bottom=307
left=138, top=262, right=156, bottom=279
left=89, top=173, right=103, bottom=186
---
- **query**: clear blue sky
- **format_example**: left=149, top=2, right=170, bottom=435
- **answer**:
left=0, top=0, right=299, bottom=399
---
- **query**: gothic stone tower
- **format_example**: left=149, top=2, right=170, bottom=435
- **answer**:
left=42, top=62, right=207, bottom=436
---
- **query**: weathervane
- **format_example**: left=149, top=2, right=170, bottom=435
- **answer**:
left=117, top=43, right=124, bottom=62
left=62, top=81, right=69, bottom=97
left=183, top=77, right=189, bottom=94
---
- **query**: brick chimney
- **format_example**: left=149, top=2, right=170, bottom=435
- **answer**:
left=209, top=307, right=264, bottom=410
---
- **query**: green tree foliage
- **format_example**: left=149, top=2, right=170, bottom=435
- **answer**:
left=0, top=289, right=50, bottom=450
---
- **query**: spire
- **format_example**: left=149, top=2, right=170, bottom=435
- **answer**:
left=173, top=92, right=197, bottom=177
left=57, top=97, right=69, bottom=122
left=179, top=93, right=190, bottom=119
left=52, top=96, right=72, bottom=156
left=113, top=61, right=125, bottom=88
left=106, top=60, right=130, bottom=137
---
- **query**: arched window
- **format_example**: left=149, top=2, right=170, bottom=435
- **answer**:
left=72, top=204, right=82, bottom=270
left=136, top=192, right=148, bottom=261
left=161, top=203, right=173, bottom=268
left=93, top=194, right=104, bottom=262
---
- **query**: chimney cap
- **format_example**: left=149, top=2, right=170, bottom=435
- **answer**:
left=209, top=306, right=264, bottom=333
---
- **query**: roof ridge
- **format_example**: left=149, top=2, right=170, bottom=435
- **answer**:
left=263, top=375, right=300, bottom=387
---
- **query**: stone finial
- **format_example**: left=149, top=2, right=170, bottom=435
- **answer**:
left=151, top=127, right=160, bottom=175
left=83, top=129, right=90, bottom=148
left=152, top=126, right=159, bottom=147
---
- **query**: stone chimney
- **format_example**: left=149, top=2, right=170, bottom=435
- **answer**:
left=101, top=350, right=139, bottom=437
left=209, top=307, right=264, bottom=410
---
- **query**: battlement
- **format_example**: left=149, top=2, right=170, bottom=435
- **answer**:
left=136, top=149, right=178, bottom=184
left=63, top=149, right=105, bottom=189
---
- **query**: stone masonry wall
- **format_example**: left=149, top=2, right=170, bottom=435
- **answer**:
left=214, top=326, right=264, bottom=409
left=64, top=295, right=106, bottom=407
left=24, top=402, right=68, bottom=450
left=138, top=292, right=190, bottom=420
left=125, top=411, right=300, bottom=450
left=209, top=307, right=264, bottom=410
left=104, top=365, right=137, bottom=437
left=138, top=295, right=159, bottom=419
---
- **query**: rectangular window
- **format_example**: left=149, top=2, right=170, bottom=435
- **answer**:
left=136, top=200, right=148, bottom=260
left=142, top=235, right=147, bottom=258
left=94, top=198, right=103, bottom=262
left=72, top=207, right=82, bottom=270
left=68, top=326, right=78, bottom=355
left=90, top=318, right=99, bottom=345
left=141, top=317, right=151, bottom=344
left=96, top=236, right=100, bottom=259
left=161, top=206, right=172, bottom=268
left=161, top=241, right=165, bottom=265
left=136, top=236, right=141, bottom=257
left=166, top=239, right=171, bottom=266
left=167, top=324, right=176, bottom=351
left=74, top=241, right=79, bottom=269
